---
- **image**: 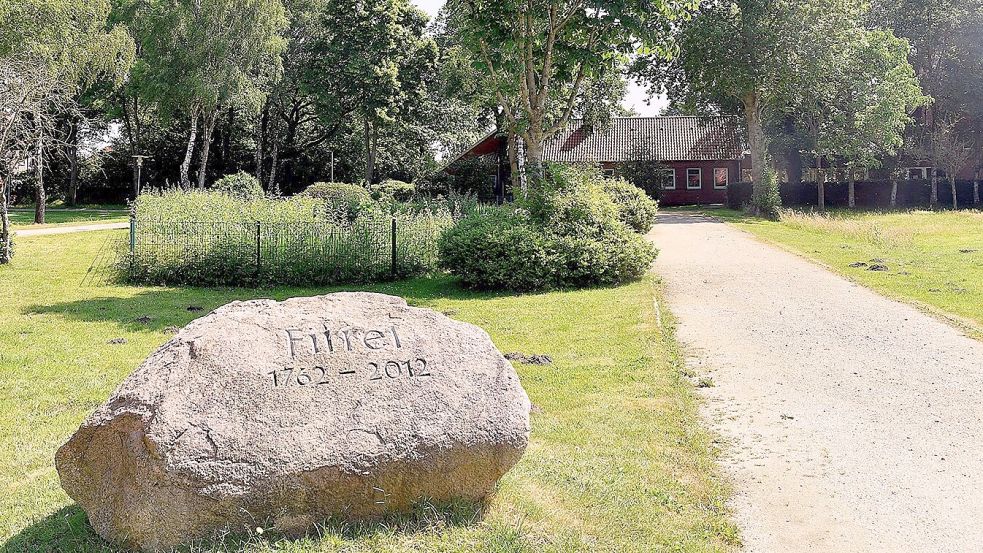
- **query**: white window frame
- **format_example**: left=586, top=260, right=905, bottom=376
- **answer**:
left=686, top=168, right=702, bottom=190
left=662, top=168, right=677, bottom=190
left=906, top=167, right=931, bottom=180
left=603, top=168, right=616, bottom=177
left=713, top=167, right=729, bottom=189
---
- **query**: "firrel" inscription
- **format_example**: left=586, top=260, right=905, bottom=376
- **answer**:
left=284, top=326, right=403, bottom=359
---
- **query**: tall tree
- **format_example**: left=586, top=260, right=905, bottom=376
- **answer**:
left=636, top=0, right=914, bottom=215
left=792, top=27, right=925, bottom=209
left=132, top=0, right=287, bottom=188
left=931, top=119, right=973, bottom=209
left=447, top=0, right=687, bottom=182
left=306, top=0, right=437, bottom=185
left=872, top=0, right=983, bottom=206
left=0, top=0, right=134, bottom=222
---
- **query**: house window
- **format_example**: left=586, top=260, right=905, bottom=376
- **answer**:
left=686, top=168, right=702, bottom=189
left=741, top=168, right=753, bottom=182
left=713, top=167, right=729, bottom=189
left=661, top=168, right=677, bottom=190
left=603, top=169, right=616, bottom=177
left=906, top=167, right=931, bottom=180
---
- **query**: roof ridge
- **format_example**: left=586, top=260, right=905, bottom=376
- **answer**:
left=568, top=115, right=741, bottom=122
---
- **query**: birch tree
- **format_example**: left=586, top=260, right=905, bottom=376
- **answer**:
left=133, top=0, right=287, bottom=188
left=1, top=0, right=133, bottom=222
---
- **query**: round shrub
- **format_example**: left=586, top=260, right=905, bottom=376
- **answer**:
left=211, top=171, right=264, bottom=200
left=371, top=179, right=416, bottom=202
left=302, top=182, right=373, bottom=221
left=440, top=164, right=657, bottom=291
left=439, top=208, right=558, bottom=291
left=602, top=178, right=659, bottom=233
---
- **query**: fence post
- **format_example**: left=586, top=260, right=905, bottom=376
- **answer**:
left=129, top=215, right=136, bottom=254
left=255, top=220, right=262, bottom=279
left=390, top=217, right=397, bottom=279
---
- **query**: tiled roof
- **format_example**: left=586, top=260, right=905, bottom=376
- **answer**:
left=542, top=116, right=745, bottom=163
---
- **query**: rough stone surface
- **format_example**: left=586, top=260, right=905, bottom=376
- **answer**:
left=56, top=293, right=531, bottom=551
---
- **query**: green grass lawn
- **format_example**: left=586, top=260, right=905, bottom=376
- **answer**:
left=710, top=208, right=983, bottom=338
left=9, top=206, right=129, bottom=230
left=0, top=231, right=736, bottom=552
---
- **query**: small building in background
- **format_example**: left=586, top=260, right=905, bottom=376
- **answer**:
left=443, top=116, right=749, bottom=206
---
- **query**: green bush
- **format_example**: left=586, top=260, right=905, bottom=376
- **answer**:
left=439, top=208, right=557, bottom=291
left=371, top=179, right=416, bottom=202
left=440, top=164, right=657, bottom=291
left=301, top=182, right=373, bottom=221
left=211, top=171, right=265, bottom=200
left=602, top=178, right=659, bottom=233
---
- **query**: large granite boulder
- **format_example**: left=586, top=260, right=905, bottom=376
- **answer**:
left=56, top=293, right=530, bottom=551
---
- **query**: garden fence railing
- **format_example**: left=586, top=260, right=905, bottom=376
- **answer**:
left=125, top=214, right=448, bottom=287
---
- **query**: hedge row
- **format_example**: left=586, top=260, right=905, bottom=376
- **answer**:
left=727, top=180, right=982, bottom=210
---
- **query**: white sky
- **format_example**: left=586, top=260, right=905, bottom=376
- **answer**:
left=410, top=0, right=668, bottom=117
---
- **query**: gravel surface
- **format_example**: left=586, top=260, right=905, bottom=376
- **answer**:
left=651, top=212, right=983, bottom=552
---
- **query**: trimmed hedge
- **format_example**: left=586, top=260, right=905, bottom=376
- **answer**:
left=728, top=180, right=982, bottom=210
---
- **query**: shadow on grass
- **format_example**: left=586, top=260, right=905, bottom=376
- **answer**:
left=26, top=274, right=627, bottom=334
left=23, top=277, right=527, bottom=333
left=2, top=499, right=490, bottom=553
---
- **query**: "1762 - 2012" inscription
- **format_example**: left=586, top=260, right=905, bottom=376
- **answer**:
left=268, top=358, right=430, bottom=387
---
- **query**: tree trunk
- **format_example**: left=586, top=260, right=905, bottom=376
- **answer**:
left=506, top=132, right=519, bottom=203
left=221, top=105, right=233, bottom=175
left=848, top=169, right=856, bottom=208
left=370, top=122, right=379, bottom=185
left=973, top=169, right=980, bottom=205
left=34, top=121, right=45, bottom=225
left=890, top=177, right=898, bottom=208
left=817, top=157, right=826, bottom=212
left=197, top=110, right=218, bottom=189
left=930, top=168, right=939, bottom=208
left=363, top=117, right=374, bottom=185
left=524, top=132, right=545, bottom=186
left=122, top=95, right=144, bottom=199
left=180, top=109, right=200, bottom=190
left=950, top=176, right=958, bottom=210
left=255, top=100, right=269, bottom=184
left=743, top=92, right=776, bottom=215
left=68, top=121, right=79, bottom=206
left=268, top=140, right=279, bottom=193
left=0, top=172, right=11, bottom=264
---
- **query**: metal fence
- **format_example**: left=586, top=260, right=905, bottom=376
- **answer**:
left=125, top=215, right=450, bottom=287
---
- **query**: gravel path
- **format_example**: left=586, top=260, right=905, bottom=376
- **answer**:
left=15, top=222, right=129, bottom=237
left=651, top=212, right=983, bottom=552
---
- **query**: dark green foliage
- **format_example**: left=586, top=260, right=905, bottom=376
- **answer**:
left=602, top=178, right=660, bottom=233
left=211, top=171, right=265, bottom=199
left=447, top=157, right=498, bottom=201
left=619, top=139, right=671, bottom=200
left=440, top=165, right=657, bottom=291
left=371, top=179, right=416, bottom=202
left=302, top=182, right=374, bottom=221
left=439, top=209, right=555, bottom=291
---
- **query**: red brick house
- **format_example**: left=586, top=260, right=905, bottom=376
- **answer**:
left=444, top=116, right=749, bottom=206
